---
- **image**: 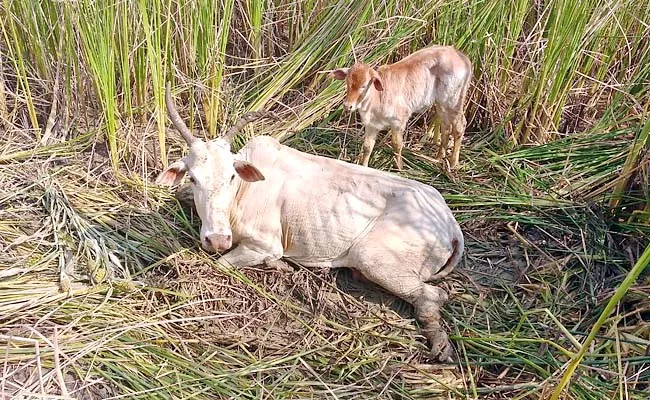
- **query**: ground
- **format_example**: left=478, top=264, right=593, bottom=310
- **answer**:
left=0, top=118, right=648, bottom=399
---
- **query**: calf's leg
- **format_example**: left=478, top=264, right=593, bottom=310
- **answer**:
left=382, top=276, right=452, bottom=361
left=390, top=127, right=404, bottom=170
left=359, top=126, right=379, bottom=167
left=437, top=120, right=451, bottom=163
left=435, top=104, right=453, bottom=164
left=450, top=113, right=467, bottom=169
left=421, top=110, right=441, bottom=146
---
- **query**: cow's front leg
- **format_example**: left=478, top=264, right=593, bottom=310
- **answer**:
left=264, top=259, right=293, bottom=273
left=216, top=243, right=282, bottom=269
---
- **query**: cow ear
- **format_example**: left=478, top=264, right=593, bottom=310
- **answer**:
left=371, top=76, right=384, bottom=91
left=329, top=68, right=349, bottom=80
left=234, top=160, right=265, bottom=182
left=155, top=159, right=188, bottom=186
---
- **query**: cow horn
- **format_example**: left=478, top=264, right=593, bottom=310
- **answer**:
left=222, top=111, right=278, bottom=143
left=165, top=82, right=198, bottom=145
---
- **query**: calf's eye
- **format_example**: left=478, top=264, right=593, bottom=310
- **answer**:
left=189, top=176, right=196, bottom=184
left=230, top=174, right=236, bottom=182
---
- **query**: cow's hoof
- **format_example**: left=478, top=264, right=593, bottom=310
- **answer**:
left=426, top=328, right=454, bottom=362
left=264, top=259, right=293, bottom=273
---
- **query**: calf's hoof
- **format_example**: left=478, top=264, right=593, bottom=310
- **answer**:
left=425, top=327, right=454, bottom=362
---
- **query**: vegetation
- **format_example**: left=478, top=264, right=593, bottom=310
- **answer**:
left=1, top=0, right=649, bottom=398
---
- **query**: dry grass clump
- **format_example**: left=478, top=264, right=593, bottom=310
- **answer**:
left=2, top=121, right=649, bottom=398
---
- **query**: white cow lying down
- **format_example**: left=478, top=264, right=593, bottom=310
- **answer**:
left=156, top=83, right=464, bottom=361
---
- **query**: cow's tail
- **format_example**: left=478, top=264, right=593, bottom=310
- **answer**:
left=429, top=235, right=464, bottom=281
left=445, top=237, right=463, bottom=271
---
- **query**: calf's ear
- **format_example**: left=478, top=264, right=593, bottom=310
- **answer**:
left=329, top=68, right=349, bottom=80
left=371, top=76, right=384, bottom=91
left=155, top=159, right=188, bottom=186
left=234, top=160, right=265, bottom=182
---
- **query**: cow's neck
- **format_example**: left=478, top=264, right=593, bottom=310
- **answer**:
left=228, top=151, right=251, bottom=238
left=227, top=140, right=280, bottom=242
left=228, top=177, right=252, bottom=244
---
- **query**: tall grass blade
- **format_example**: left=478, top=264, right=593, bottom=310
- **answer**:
left=550, top=243, right=650, bottom=399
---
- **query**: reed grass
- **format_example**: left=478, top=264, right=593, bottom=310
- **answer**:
left=1, top=0, right=649, bottom=398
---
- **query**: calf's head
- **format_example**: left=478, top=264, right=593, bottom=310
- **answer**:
left=329, top=63, right=384, bottom=112
left=156, top=83, right=265, bottom=253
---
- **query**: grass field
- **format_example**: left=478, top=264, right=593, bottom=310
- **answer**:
left=1, top=0, right=649, bottom=398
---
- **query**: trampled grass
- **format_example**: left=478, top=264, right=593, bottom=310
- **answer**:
left=1, top=0, right=649, bottom=399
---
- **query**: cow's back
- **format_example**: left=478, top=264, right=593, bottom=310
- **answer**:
left=240, top=137, right=460, bottom=267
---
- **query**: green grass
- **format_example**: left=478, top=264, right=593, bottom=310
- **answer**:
left=1, top=0, right=649, bottom=398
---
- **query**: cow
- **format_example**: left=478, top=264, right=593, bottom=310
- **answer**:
left=329, top=45, right=472, bottom=170
left=155, top=82, right=465, bottom=361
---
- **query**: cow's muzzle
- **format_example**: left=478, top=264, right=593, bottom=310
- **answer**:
left=203, top=233, right=232, bottom=252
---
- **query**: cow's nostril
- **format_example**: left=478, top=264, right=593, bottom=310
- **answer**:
left=206, top=233, right=233, bottom=252
left=201, top=237, right=213, bottom=251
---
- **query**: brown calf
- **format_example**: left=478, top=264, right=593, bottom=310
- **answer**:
left=330, top=45, right=472, bottom=169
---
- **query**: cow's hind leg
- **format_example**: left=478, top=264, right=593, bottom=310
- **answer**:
left=364, top=270, right=451, bottom=360
left=414, top=284, right=453, bottom=360
left=335, top=252, right=453, bottom=361
left=386, top=276, right=452, bottom=361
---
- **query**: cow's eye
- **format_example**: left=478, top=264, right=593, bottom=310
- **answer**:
left=188, top=176, right=196, bottom=184
left=230, top=174, right=236, bottom=182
